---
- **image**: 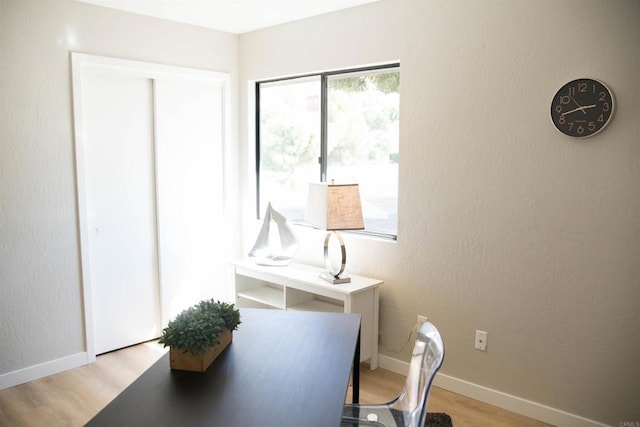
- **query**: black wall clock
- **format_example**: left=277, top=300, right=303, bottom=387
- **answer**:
left=550, top=78, right=614, bottom=138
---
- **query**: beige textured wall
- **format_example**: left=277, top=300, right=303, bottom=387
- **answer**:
left=0, top=0, right=238, bottom=375
left=238, top=1, right=640, bottom=425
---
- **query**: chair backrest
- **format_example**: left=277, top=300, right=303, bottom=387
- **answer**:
left=390, top=321, right=445, bottom=426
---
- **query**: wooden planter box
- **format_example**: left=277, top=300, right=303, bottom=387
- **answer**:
left=169, top=329, right=232, bottom=372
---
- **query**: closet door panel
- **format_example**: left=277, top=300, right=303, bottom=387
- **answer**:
left=82, top=70, right=162, bottom=355
left=154, top=78, right=226, bottom=322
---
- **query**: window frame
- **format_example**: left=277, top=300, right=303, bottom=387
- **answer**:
left=255, top=62, right=400, bottom=240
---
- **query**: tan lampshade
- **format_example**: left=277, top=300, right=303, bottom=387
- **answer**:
left=305, top=182, right=364, bottom=231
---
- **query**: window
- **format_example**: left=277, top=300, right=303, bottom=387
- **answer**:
left=256, top=64, right=399, bottom=239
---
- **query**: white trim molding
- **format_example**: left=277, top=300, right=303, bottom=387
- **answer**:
left=378, top=354, right=610, bottom=427
left=0, top=352, right=90, bottom=390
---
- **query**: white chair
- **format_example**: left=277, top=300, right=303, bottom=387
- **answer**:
left=341, top=321, right=445, bottom=426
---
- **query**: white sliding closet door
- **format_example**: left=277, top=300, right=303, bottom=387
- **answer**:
left=81, top=70, right=161, bottom=355
left=155, top=78, right=226, bottom=322
left=73, top=54, right=229, bottom=357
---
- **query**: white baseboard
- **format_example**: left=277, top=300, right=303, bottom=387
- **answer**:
left=0, top=352, right=90, bottom=390
left=377, top=354, right=610, bottom=427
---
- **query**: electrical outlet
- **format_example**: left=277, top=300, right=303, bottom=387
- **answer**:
left=475, top=330, right=488, bottom=351
left=417, top=315, right=428, bottom=328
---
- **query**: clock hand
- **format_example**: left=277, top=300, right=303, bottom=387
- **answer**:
left=561, top=104, right=596, bottom=117
left=570, top=96, right=588, bottom=115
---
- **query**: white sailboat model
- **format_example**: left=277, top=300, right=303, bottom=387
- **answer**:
left=248, top=203, right=299, bottom=266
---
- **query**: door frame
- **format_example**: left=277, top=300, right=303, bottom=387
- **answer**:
left=71, top=53, right=230, bottom=361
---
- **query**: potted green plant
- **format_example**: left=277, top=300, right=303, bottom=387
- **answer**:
left=158, top=299, right=241, bottom=372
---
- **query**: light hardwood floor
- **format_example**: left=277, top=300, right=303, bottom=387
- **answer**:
left=0, top=341, right=552, bottom=426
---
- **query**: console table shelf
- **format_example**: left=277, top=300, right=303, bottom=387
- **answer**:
left=229, top=260, right=382, bottom=369
left=236, top=286, right=284, bottom=309
left=288, top=299, right=343, bottom=313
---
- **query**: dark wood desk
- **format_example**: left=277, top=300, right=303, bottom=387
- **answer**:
left=87, top=308, right=361, bottom=427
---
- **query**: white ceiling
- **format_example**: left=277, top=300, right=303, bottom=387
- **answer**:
left=76, top=0, right=379, bottom=34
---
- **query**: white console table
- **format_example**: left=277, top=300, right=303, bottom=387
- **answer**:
left=228, top=259, right=382, bottom=369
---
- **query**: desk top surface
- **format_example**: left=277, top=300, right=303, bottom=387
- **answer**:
left=87, top=308, right=361, bottom=427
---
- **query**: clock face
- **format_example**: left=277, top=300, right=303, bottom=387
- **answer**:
left=550, top=78, right=614, bottom=138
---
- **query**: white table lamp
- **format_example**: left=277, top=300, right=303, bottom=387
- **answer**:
left=305, top=182, right=364, bottom=284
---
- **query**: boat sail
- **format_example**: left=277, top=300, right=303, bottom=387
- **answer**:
left=248, top=203, right=298, bottom=266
